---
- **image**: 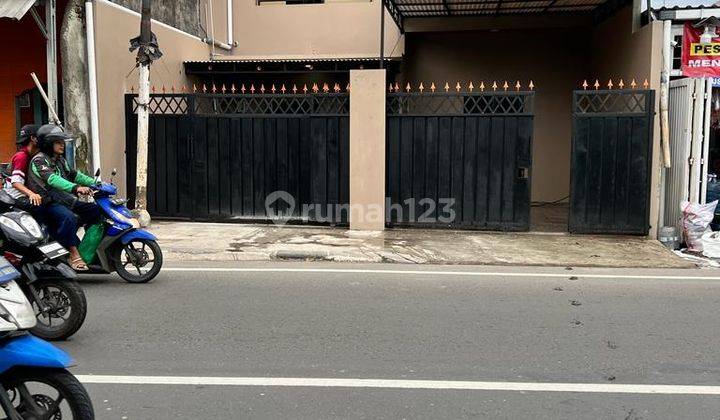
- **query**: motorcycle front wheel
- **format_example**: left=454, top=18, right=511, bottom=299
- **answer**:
left=0, top=368, right=94, bottom=420
left=113, top=239, right=163, bottom=284
left=29, top=279, right=88, bottom=341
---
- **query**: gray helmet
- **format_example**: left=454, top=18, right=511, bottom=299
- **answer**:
left=36, top=124, right=72, bottom=154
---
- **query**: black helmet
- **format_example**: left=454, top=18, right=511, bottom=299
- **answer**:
left=36, top=124, right=72, bottom=154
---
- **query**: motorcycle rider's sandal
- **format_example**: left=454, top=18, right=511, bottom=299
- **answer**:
left=70, top=257, right=89, bottom=271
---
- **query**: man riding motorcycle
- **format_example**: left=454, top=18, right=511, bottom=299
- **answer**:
left=26, top=125, right=102, bottom=271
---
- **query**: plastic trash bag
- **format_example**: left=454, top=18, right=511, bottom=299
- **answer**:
left=78, top=223, right=105, bottom=264
left=701, top=231, right=720, bottom=258
left=681, top=200, right=719, bottom=252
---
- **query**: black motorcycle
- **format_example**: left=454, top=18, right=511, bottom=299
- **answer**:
left=0, top=191, right=87, bottom=341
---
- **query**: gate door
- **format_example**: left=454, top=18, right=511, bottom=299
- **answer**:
left=569, top=89, right=655, bottom=235
left=386, top=89, right=534, bottom=230
left=126, top=91, right=350, bottom=224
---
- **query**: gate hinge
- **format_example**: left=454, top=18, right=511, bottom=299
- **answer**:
left=689, top=157, right=695, bottom=165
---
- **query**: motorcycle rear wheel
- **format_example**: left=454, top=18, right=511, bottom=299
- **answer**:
left=113, top=239, right=163, bottom=284
left=0, top=368, right=94, bottom=420
left=29, top=279, right=88, bottom=341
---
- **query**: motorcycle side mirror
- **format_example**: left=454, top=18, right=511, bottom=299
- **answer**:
left=95, top=168, right=101, bottom=177
left=111, top=168, right=117, bottom=177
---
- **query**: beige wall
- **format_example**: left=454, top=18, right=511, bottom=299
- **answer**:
left=94, top=0, right=211, bottom=195
left=349, top=70, right=386, bottom=231
left=207, top=0, right=404, bottom=59
left=403, top=28, right=589, bottom=203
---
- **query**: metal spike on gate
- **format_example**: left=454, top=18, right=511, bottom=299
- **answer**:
left=480, top=81, right=485, bottom=92
left=346, top=83, right=351, bottom=92
left=250, top=84, right=255, bottom=94
left=406, top=83, right=411, bottom=92
left=334, top=83, right=341, bottom=93
left=322, top=83, right=330, bottom=93
left=394, top=82, right=400, bottom=92
left=192, top=84, right=197, bottom=93
left=515, top=81, right=521, bottom=91
left=492, top=81, right=498, bottom=91
left=292, top=84, right=298, bottom=94
left=221, top=84, right=226, bottom=94
left=281, top=84, right=287, bottom=94
left=211, top=84, right=217, bottom=93
left=456, top=82, right=462, bottom=92
left=444, top=82, right=450, bottom=92
left=130, top=85, right=135, bottom=93
left=181, top=85, right=187, bottom=93
left=151, top=85, right=156, bottom=93
left=241, top=84, right=246, bottom=94
left=503, top=81, right=509, bottom=91
left=271, top=84, right=277, bottom=94
left=260, top=84, right=266, bottom=94
left=607, top=79, right=614, bottom=90
left=430, top=82, right=435, bottom=93
left=469, top=82, right=475, bottom=92
left=388, top=83, right=394, bottom=93
left=231, top=84, right=236, bottom=94
left=593, top=80, right=600, bottom=90
left=618, top=79, right=625, bottom=89
left=643, top=78, right=649, bottom=89
left=419, top=82, right=425, bottom=93
left=630, top=79, right=637, bottom=89
left=529, top=80, right=535, bottom=91
left=582, top=80, right=588, bottom=90
left=312, top=83, right=319, bottom=93
left=303, top=84, right=309, bottom=94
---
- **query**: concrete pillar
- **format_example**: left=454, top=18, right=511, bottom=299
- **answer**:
left=349, top=69, right=386, bottom=231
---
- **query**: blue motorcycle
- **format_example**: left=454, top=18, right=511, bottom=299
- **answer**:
left=82, top=170, right=163, bottom=283
left=0, top=256, right=94, bottom=419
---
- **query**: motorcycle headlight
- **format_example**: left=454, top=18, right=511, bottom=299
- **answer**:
left=0, top=214, right=42, bottom=246
left=19, top=214, right=44, bottom=240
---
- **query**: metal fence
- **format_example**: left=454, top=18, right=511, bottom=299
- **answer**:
left=386, top=88, right=535, bottom=230
left=570, top=88, right=655, bottom=235
left=125, top=91, right=350, bottom=224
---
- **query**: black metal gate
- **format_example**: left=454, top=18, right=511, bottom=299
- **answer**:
left=569, top=89, right=655, bottom=235
left=125, top=92, right=349, bottom=224
left=386, top=90, right=534, bottom=230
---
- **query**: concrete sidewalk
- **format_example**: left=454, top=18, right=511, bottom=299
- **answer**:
left=149, top=222, right=693, bottom=268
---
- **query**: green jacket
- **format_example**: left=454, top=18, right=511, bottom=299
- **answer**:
left=27, top=153, right=95, bottom=198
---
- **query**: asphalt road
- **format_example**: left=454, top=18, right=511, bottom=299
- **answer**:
left=57, top=262, right=720, bottom=419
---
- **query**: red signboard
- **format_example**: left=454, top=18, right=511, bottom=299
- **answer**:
left=682, top=22, right=720, bottom=78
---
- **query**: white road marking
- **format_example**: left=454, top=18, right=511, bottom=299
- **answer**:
left=75, top=375, right=720, bottom=395
left=162, top=267, right=720, bottom=281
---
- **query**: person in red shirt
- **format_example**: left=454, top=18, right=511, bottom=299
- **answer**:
left=5, top=124, right=42, bottom=208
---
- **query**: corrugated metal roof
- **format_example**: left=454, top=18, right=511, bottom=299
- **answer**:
left=387, top=0, right=609, bottom=17
left=0, top=0, right=36, bottom=20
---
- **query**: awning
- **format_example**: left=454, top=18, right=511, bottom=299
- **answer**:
left=652, top=5, right=720, bottom=20
left=184, top=58, right=401, bottom=76
left=0, top=0, right=36, bottom=20
left=384, top=0, right=630, bottom=29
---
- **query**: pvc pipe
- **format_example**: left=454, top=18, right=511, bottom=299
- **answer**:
left=85, top=1, right=101, bottom=174
left=660, top=19, right=672, bottom=168
left=227, top=0, right=234, bottom=47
